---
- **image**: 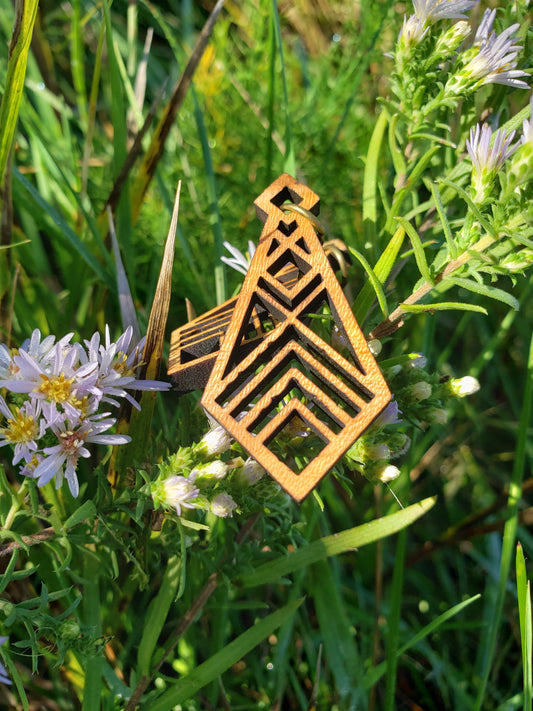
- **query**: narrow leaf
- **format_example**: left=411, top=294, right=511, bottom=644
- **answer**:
left=428, top=180, right=457, bottom=258
left=348, top=247, right=389, bottom=319
left=353, top=224, right=405, bottom=323
left=63, top=501, right=97, bottom=531
left=362, top=108, right=389, bottom=245
left=516, top=542, right=533, bottom=711
left=240, top=497, right=435, bottom=588
left=148, top=598, right=303, bottom=711
left=395, top=216, right=433, bottom=284
left=447, top=276, right=519, bottom=311
left=400, top=301, right=487, bottom=315
left=13, top=169, right=113, bottom=287
left=363, top=594, right=481, bottom=688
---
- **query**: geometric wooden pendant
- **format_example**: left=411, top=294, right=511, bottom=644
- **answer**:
left=200, top=174, right=391, bottom=501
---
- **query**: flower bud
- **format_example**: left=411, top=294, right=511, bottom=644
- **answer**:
left=210, top=493, right=238, bottom=518
left=433, top=20, right=471, bottom=58
left=192, top=460, right=229, bottom=481
left=197, top=424, right=232, bottom=456
left=406, top=353, right=427, bottom=369
left=366, top=462, right=401, bottom=484
left=403, top=381, right=432, bottom=403
left=237, top=457, right=265, bottom=485
left=448, top=376, right=480, bottom=397
left=373, top=400, right=402, bottom=427
left=388, top=433, right=411, bottom=458
left=426, top=408, right=448, bottom=424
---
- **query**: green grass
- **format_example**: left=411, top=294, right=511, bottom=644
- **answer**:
left=1, top=1, right=533, bottom=709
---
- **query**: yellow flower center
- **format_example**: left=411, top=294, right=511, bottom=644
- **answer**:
left=36, top=373, right=75, bottom=402
left=2, top=412, right=39, bottom=443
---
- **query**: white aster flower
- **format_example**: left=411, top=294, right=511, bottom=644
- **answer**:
left=30, top=415, right=130, bottom=497
left=20, top=329, right=74, bottom=368
left=221, top=240, right=256, bottom=275
left=0, top=637, right=11, bottom=685
left=210, top=492, right=238, bottom=518
left=80, top=326, right=170, bottom=410
left=162, top=475, right=200, bottom=516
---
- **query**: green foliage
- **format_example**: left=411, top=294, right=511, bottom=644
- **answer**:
left=1, top=1, right=533, bottom=710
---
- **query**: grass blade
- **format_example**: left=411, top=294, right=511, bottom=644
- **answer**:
left=0, top=0, right=39, bottom=208
left=473, top=330, right=533, bottom=709
left=516, top=543, right=533, bottom=711
left=240, top=497, right=435, bottom=588
left=147, top=598, right=304, bottom=711
left=270, top=0, right=295, bottom=175
left=130, top=0, right=227, bottom=215
left=364, top=594, right=481, bottom=688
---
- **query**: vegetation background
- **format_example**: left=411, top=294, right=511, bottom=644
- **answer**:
left=0, top=0, right=532, bottom=709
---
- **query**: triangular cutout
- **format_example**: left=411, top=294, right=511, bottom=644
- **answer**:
left=202, top=174, right=391, bottom=501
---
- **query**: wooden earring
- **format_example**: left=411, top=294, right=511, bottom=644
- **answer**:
left=188, top=173, right=391, bottom=501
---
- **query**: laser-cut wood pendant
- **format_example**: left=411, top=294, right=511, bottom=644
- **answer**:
left=199, top=174, right=391, bottom=501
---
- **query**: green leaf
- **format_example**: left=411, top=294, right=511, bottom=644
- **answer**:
left=516, top=543, right=533, bottom=711
left=0, top=0, right=39, bottom=194
left=63, top=501, right=97, bottom=531
left=148, top=598, right=304, bottom=711
left=400, top=301, right=488, bottom=315
left=137, top=554, right=181, bottom=677
left=353, top=224, right=405, bottom=324
left=13, top=168, right=114, bottom=288
left=348, top=247, right=389, bottom=319
left=395, top=216, right=433, bottom=284
left=446, top=276, right=519, bottom=311
left=427, top=180, right=457, bottom=258
left=239, top=497, right=435, bottom=588
left=362, top=108, right=389, bottom=245
left=439, top=179, right=496, bottom=239
left=363, top=594, right=481, bottom=688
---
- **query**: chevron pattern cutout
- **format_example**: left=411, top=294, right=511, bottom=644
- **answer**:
left=201, top=174, right=391, bottom=501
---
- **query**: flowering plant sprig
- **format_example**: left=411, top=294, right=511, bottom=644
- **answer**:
left=391, top=5, right=528, bottom=139
left=344, top=354, right=480, bottom=484
left=150, top=420, right=282, bottom=521
left=0, top=327, right=170, bottom=496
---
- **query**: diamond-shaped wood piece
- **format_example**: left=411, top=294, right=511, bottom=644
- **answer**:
left=200, top=174, right=391, bottom=501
